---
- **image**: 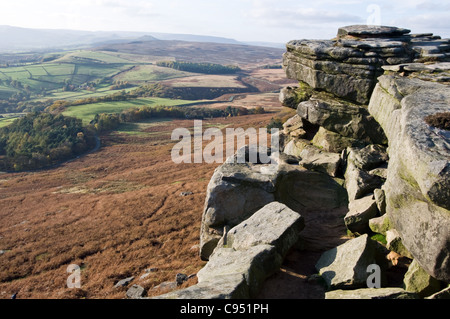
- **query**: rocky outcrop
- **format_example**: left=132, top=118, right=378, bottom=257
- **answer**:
left=282, top=114, right=306, bottom=139
left=199, top=157, right=276, bottom=260
left=344, top=147, right=386, bottom=201
left=283, top=25, right=450, bottom=104
left=200, top=147, right=347, bottom=260
left=145, top=25, right=449, bottom=300
left=278, top=24, right=449, bottom=299
left=368, top=69, right=450, bottom=282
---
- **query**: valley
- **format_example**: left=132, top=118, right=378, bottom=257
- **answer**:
left=0, top=36, right=297, bottom=299
left=0, top=113, right=280, bottom=299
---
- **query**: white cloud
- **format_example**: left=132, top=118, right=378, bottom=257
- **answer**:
left=247, top=1, right=363, bottom=29
left=250, top=7, right=363, bottom=24
left=416, top=1, right=450, bottom=11
left=391, top=13, right=450, bottom=35
left=0, top=0, right=449, bottom=42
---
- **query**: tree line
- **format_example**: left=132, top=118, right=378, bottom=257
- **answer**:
left=0, top=103, right=266, bottom=171
left=91, top=104, right=266, bottom=133
left=156, top=61, right=241, bottom=74
left=0, top=112, right=96, bottom=171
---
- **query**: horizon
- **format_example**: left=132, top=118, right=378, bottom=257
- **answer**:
left=0, top=1, right=449, bottom=44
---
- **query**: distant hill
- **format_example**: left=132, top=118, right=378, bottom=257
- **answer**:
left=0, top=25, right=135, bottom=51
left=0, top=25, right=282, bottom=52
left=244, top=41, right=286, bottom=49
left=94, top=40, right=285, bottom=66
left=146, top=32, right=241, bottom=45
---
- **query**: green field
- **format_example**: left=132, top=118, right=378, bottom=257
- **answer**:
left=0, top=49, right=208, bottom=127
left=53, top=50, right=134, bottom=64
left=0, top=61, right=131, bottom=93
left=97, top=51, right=176, bottom=64
left=63, top=97, right=202, bottom=124
left=0, top=117, right=17, bottom=128
left=0, top=86, right=19, bottom=99
left=0, top=114, right=24, bottom=128
left=0, top=49, right=189, bottom=103
left=0, top=48, right=259, bottom=128
left=40, top=85, right=136, bottom=102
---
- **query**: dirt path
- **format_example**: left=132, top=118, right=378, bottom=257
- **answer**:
left=257, top=207, right=350, bottom=299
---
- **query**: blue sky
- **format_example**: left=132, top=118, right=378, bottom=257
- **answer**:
left=1, top=0, right=449, bottom=43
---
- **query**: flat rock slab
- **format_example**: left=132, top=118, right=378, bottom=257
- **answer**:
left=151, top=274, right=249, bottom=299
left=337, top=25, right=411, bottom=38
left=337, top=39, right=406, bottom=50
left=217, top=201, right=304, bottom=258
left=326, top=287, right=418, bottom=299
left=296, top=94, right=386, bottom=144
left=197, top=245, right=283, bottom=298
left=299, top=145, right=342, bottom=177
left=383, top=62, right=450, bottom=73
left=315, top=234, right=387, bottom=289
left=114, top=276, right=134, bottom=288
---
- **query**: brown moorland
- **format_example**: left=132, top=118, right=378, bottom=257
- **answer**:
left=95, top=40, right=285, bottom=68
left=0, top=112, right=278, bottom=299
